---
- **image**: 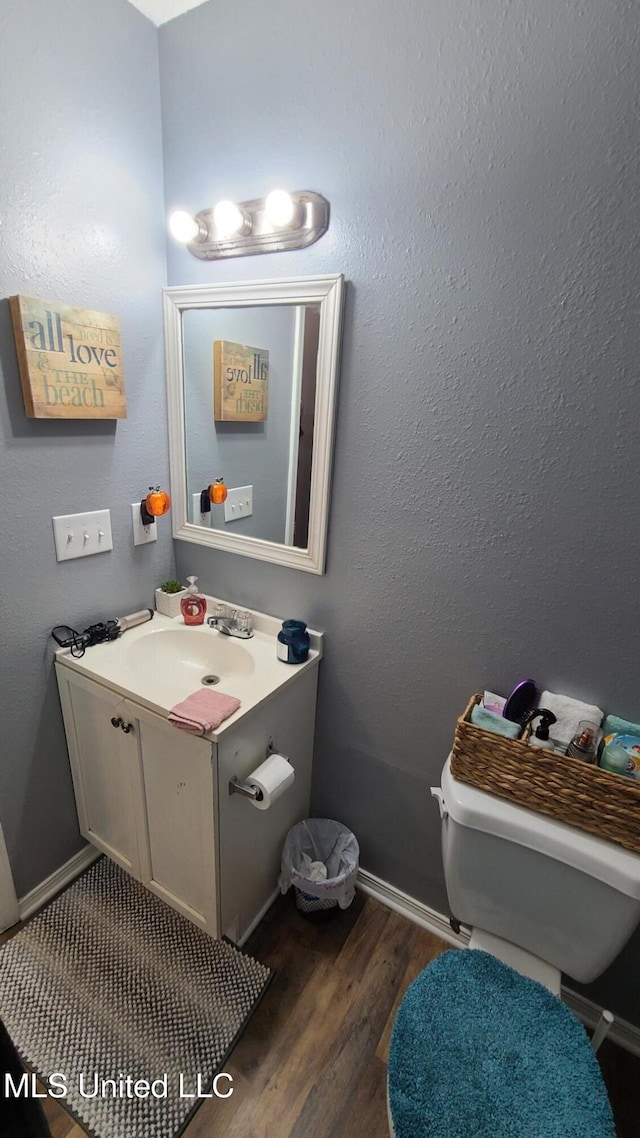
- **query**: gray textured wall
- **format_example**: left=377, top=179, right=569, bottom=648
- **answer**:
left=182, top=305, right=296, bottom=542
left=0, top=0, right=173, bottom=896
left=161, top=0, right=640, bottom=1019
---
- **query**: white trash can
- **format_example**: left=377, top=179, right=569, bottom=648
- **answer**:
left=279, top=818, right=359, bottom=921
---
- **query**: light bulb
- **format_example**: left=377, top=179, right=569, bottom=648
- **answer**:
left=168, top=210, right=199, bottom=243
left=265, top=189, right=298, bottom=228
left=213, top=200, right=248, bottom=237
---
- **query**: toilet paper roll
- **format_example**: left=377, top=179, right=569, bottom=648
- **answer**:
left=247, top=753, right=295, bottom=810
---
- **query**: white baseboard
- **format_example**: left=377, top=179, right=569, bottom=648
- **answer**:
left=356, top=867, right=640, bottom=1057
left=562, top=988, right=640, bottom=1058
left=237, top=887, right=280, bottom=948
left=357, top=868, right=470, bottom=949
left=19, top=845, right=100, bottom=921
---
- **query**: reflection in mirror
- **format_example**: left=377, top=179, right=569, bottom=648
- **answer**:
left=182, top=303, right=320, bottom=549
left=163, top=275, right=344, bottom=574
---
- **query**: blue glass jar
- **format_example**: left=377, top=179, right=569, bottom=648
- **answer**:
left=277, top=619, right=310, bottom=664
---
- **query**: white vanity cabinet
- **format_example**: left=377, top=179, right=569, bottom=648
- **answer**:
left=56, top=670, right=148, bottom=881
left=55, top=633, right=319, bottom=945
left=56, top=667, right=219, bottom=935
left=135, top=700, right=217, bottom=932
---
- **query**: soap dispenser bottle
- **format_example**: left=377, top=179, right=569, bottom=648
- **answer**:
left=528, top=709, right=557, bottom=750
left=180, top=576, right=207, bottom=625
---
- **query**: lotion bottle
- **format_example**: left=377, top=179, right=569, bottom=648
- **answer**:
left=180, top=576, right=207, bottom=626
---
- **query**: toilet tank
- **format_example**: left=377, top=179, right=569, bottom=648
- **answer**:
left=438, top=757, right=640, bottom=983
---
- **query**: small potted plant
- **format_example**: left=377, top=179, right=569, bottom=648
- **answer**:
left=155, top=579, right=187, bottom=618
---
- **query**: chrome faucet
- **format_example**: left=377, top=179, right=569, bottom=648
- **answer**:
left=207, top=609, right=253, bottom=639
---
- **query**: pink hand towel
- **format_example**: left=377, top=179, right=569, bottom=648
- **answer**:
left=168, top=689, right=241, bottom=735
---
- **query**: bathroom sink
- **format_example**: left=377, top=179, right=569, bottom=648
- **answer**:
left=55, top=603, right=322, bottom=734
left=125, top=626, right=255, bottom=687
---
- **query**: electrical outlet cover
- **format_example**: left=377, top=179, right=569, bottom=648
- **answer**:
left=131, top=502, right=157, bottom=546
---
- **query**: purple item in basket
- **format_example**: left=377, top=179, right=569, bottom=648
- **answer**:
left=503, top=679, right=538, bottom=723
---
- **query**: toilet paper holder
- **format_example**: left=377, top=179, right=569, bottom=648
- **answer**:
left=229, top=778, right=263, bottom=802
left=228, top=742, right=293, bottom=800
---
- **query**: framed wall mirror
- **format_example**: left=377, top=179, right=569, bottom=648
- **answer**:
left=163, top=274, right=344, bottom=574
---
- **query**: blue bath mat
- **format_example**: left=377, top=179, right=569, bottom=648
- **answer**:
left=388, top=950, right=614, bottom=1138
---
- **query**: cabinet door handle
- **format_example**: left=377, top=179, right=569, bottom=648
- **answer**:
left=121, top=722, right=134, bottom=734
left=110, top=716, right=123, bottom=729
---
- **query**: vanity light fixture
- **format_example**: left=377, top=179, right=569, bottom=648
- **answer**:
left=168, top=210, right=206, bottom=244
left=167, top=190, right=330, bottom=260
left=264, top=189, right=301, bottom=229
left=212, top=200, right=251, bottom=238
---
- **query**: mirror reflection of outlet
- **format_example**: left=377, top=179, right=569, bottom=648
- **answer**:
left=224, top=485, right=253, bottom=523
left=191, top=493, right=212, bottom=526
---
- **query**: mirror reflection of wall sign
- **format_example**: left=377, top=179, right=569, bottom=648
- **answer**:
left=214, top=340, right=269, bottom=422
left=9, top=294, right=126, bottom=419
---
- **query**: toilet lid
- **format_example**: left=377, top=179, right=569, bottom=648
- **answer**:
left=388, top=949, right=614, bottom=1138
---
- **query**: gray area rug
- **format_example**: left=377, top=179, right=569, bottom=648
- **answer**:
left=0, top=857, right=272, bottom=1137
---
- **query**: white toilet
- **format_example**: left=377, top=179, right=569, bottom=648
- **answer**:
left=433, top=754, right=640, bottom=989
left=386, top=755, right=640, bottom=1138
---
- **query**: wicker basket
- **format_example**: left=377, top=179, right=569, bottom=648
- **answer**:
left=451, top=693, right=640, bottom=855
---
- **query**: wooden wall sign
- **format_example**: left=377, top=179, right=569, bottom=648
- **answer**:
left=213, top=340, right=269, bottom=422
left=9, top=295, right=126, bottom=419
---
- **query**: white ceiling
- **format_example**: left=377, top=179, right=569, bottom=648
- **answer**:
left=127, top=0, right=209, bottom=26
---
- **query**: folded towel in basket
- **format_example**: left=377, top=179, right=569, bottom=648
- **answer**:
left=602, top=713, right=640, bottom=740
left=539, top=691, right=603, bottom=748
left=169, top=689, right=241, bottom=735
left=471, top=704, right=521, bottom=738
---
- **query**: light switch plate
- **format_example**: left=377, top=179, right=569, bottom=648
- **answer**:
left=131, top=502, right=158, bottom=546
left=52, top=510, right=113, bottom=561
left=224, top=485, right=253, bottom=523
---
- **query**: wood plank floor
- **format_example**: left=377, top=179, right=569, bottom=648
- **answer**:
left=3, top=891, right=639, bottom=1137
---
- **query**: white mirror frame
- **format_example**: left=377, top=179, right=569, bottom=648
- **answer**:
left=163, top=273, right=344, bottom=574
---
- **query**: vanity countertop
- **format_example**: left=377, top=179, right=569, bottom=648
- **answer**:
left=55, top=598, right=322, bottom=739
